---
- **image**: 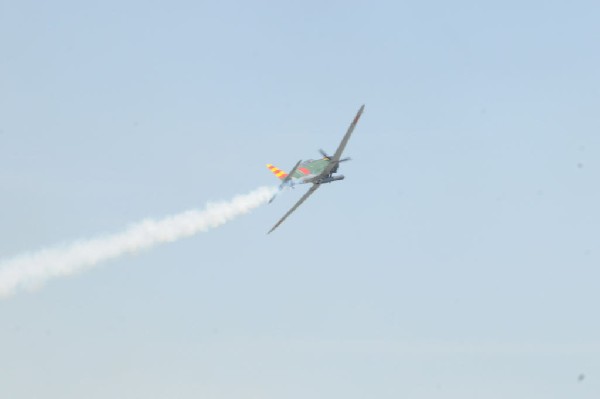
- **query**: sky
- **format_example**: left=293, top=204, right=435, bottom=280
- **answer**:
left=1, top=0, right=599, bottom=397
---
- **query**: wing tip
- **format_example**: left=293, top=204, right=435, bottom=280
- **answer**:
left=354, top=105, right=365, bottom=123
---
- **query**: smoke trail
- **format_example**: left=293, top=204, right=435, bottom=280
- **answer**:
left=0, top=186, right=277, bottom=298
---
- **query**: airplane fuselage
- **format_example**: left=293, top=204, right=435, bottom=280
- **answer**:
left=292, top=158, right=330, bottom=178
left=291, top=158, right=345, bottom=185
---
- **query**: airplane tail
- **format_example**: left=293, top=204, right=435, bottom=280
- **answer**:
left=267, top=160, right=302, bottom=203
left=266, top=164, right=288, bottom=180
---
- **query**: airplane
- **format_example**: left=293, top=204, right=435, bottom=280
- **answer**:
left=266, top=104, right=365, bottom=233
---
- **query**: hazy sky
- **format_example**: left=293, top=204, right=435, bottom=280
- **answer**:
left=1, top=1, right=599, bottom=398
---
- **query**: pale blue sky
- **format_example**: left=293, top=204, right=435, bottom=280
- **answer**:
left=1, top=0, right=599, bottom=398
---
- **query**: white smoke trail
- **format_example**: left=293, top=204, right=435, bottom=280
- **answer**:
left=0, top=186, right=277, bottom=298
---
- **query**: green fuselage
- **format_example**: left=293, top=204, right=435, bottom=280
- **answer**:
left=291, top=158, right=331, bottom=182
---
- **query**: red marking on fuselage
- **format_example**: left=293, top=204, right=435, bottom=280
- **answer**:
left=298, top=167, right=310, bottom=175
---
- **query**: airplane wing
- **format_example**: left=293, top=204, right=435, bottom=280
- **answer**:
left=267, top=183, right=321, bottom=234
left=323, top=104, right=365, bottom=176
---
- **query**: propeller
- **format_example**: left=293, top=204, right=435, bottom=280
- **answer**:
left=320, top=149, right=351, bottom=173
left=330, top=157, right=351, bottom=173
left=320, top=149, right=351, bottom=163
left=319, top=149, right=331, bottom=159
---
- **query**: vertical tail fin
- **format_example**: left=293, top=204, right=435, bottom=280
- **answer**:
left=267, top=160, right=302, bottom=204
left=266, top=164, right=288, bottom=180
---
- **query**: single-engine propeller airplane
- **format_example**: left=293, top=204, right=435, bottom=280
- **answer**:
left=266, top=104, right=365, bottom=233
